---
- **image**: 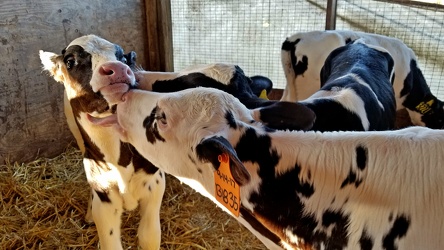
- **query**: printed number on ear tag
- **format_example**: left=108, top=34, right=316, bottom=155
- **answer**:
left=214, top=153, right=240, bottom=217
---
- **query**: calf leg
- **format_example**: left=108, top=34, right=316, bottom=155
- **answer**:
left=84, top=159, right=124, bottom=250
left=91, top=187, right=124, bottom=250
left=137, top=170, right=166, bottom=250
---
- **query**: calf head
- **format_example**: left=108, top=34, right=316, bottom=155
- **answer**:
left=40, top=35, right=137, bottom=121
left=107, top=88, right=253, bottom=194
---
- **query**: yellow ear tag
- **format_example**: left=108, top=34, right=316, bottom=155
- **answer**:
left=214, top=153, right=240, bottom=217
left=259, top=89, right=269, bottom=100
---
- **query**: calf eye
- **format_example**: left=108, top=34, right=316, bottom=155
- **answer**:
left=64, top=56, right=76, bottom=70
left=155, top=112, right=167, bottom=126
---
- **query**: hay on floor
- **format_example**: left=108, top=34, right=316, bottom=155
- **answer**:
left=0, top=146, right=266, bottom=249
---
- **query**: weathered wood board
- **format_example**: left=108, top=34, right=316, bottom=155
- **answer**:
left=0, top=0, right=149, bottom=163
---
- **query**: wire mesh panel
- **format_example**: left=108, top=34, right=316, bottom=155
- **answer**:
left=171, top=0, right=444, bottom=98
left=335, top=0, right=444, bottom=99
left=171, top=0, right=328, bottom=89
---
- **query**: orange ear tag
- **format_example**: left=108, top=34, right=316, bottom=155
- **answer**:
left=214, top=153, right=240, bottom=217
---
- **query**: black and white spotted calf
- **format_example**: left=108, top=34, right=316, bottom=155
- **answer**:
left=40, top=35, right=165, bottom=250
left=295, top=40, right=396, bottom=131
left=106, top=87, right=442, bottom=249
left=281, top=30, right=444, bottom=129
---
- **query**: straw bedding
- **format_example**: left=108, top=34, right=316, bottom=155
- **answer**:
left=0, top=146, right=266, bottom=250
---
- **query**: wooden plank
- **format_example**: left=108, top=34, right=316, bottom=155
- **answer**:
left=0, top=0, right=148, bottom=163
left=145, top=0, right=174, bottom=71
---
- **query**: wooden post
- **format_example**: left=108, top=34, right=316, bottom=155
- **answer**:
left=326, top=0, right=338, bottom=30
left=145, top=0, right=174, bottom=71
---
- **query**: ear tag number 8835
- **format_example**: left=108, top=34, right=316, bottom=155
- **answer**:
left=214, top=153, right=240, bottom=217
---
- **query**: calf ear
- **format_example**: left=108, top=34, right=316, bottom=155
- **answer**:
left=250, top=75, right=273, bottom=96
left=39, top=50, right=64, bottom=83
left=39, top=50, right=58, bottom=72
left=257, top=101, right=316, bottom=131
left=196, top=136, right=251, bottom=186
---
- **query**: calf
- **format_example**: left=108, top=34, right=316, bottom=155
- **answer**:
left=297, top=40, right=396, bottom=131
left=105, top=87, right=443, bottom=250
left=281, top=30, right=444, bottom=129
left=40, top=35, right=165, bottom=250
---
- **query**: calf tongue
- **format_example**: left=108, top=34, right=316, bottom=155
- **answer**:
left=87, top=113, right=118, bottom=127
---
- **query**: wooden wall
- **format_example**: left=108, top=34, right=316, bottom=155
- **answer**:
left=0, top=0, right=151, bottom=163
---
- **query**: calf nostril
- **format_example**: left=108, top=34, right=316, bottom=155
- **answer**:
left=100, top=66, right=114, bottom=76
left=126, top=67, right=133, bottom=77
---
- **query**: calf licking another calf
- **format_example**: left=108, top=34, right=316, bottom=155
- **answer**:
left=39, top=35, right=291, bottom=249
left=101, top=87, right=444, bottom=250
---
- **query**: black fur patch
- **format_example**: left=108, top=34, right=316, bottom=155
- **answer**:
left=79, top=122, right=106, bottom=162
left=281, top=39, right=295, bottom=51
left=143, top=107, right=166, bottom=144
left=282, top=38, right=309, bottom=78
left=118, top=142, right=159, bottom=174
left=63, top=45, right=93, bottom=91
left=225, top=111, right=237, bottom=129
left=321, top=209, right=350, bottom=248
left=294, top=55, right=308, bottom=76
left=340, top=169, right=362, bottom=188
left=306, top=100, right=365, bottom=132
left=356, top=146, right=367, bottom=170
left=95, top=190, right=111, bottom=203
left=359, top=229, right=374, bottom=250
left=382, top=215, right=410, bottom=250
left=239, top=206, right=281, bottom=245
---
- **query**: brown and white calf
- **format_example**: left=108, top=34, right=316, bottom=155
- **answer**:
left=40, top=35, right=166, bottom=250
left=103, top=87, right=444, bottom=249
left=281, top=30, right=444, bottom=129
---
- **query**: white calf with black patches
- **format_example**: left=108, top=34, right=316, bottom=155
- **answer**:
left=40, top=35, right=165, bottom=250
left=281, top=30, right=444, bottom=129
left=107, top=88, right=443, bottom=250
left=290, top=40, right=396, bottom=131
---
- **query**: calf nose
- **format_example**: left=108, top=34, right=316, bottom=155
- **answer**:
left=99, top=62, right=134, bottom=83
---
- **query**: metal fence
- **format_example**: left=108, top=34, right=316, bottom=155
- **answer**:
left=171, top=0, right=444, bottom=99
